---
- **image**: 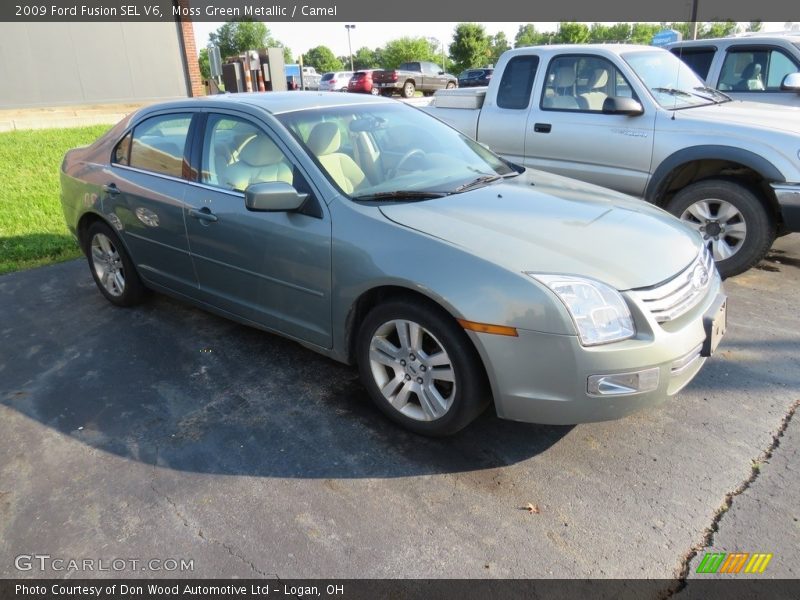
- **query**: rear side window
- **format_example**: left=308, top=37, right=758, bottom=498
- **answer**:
left=497, top=55, right=539, bottom=109
left=127, top=114, right=191, bottom=178
left=112, top=132, right=132, bottom=165
left=671, top=47, right=716, bottom=80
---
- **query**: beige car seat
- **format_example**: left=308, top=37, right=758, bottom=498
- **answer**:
left=580, top=68, right=610, bottom=111
left=543, top=67, right=581, bottom=109
left=307, top=122, right=366, bottom=194
left=223, top=135, right=293, bottom=192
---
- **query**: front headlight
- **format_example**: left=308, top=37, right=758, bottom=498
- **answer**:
left=527, top=274, right=635, bottom=345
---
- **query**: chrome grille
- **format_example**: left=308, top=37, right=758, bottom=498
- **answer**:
left=631, top=246, right=714, bottom=323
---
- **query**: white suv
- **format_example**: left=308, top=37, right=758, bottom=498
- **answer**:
left=319, top=71, right=354, bottom=92
left=667, top=34, right=800, bottom=106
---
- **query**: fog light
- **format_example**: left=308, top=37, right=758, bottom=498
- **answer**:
left=587, top=367, right=660, bottom=396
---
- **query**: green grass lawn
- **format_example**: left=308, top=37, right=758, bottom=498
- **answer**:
left=0, top=124, right=111, bottom=274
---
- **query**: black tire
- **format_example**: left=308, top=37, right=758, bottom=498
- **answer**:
left=402, top=81, right=416, bottom=98
left=665, top=179, right=775, bottom=278
left=380, top=89, right=393, bottom=97
left=446, top=81, right=456, bottom=89
left=356, top=298, right=490, bottom=436
left=85, top=221, right=147, bottom=307
left=370, top=87, right=380, bottom=96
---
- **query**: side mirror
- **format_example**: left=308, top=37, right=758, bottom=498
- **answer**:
left=781, top=72, right=800, bottom=91
left=245, top=182, right=308, bottom=212
left=602, top=96, right=644, bottom=116
left=438, top=71, right=445, bottom=75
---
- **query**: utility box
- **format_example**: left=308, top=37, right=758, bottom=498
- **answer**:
left=222, top=62, right=243, bottom=93
left=265, top=47, right=287, bottom=92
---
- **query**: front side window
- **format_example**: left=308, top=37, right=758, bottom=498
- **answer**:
left=496, top=55, right=538, bottom=110
left=719, top=47, right=799, bottom=92
left=126, top=114, right=191, bottom=178
left=201, top=115, right=294, bottom=193
left=542, top=55, right=637, bottom=112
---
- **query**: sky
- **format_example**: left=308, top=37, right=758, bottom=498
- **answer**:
left=192, top=21, right=791, bottom=59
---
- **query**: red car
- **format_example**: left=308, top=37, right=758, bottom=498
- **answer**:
left=348, top=70, right=380, bottom=95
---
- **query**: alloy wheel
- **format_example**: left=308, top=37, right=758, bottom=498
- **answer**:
left=679, top=198, right=747, bottom=261
left=91, top=233, right=125, bottom=297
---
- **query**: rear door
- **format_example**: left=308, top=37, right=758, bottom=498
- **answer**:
left=475, top=54, right=539, bottom=164
left=524, top=53, right=656, bottom=197
left=106, top=112, right=198, bottom=295
left=182, top=111, right=333, bottom=348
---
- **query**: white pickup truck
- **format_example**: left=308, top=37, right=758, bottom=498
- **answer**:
left=424, top=44, right=800, bottom=277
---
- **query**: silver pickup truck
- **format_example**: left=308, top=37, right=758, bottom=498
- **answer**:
left=424, top=44, right=800, bottom=277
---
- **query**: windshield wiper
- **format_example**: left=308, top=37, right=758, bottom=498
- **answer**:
left=351, top=190, right=450, bottom=202
left=652, top=87, right=693, bottom=97
left=693, top=86, right=732, bottom=102
left=453, top=174, right=502, bottom=193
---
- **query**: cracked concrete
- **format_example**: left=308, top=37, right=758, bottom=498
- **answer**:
left=0, top=236, right=798, bottom=589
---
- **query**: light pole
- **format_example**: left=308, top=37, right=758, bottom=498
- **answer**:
left=345, top=24, right=355, bottom=71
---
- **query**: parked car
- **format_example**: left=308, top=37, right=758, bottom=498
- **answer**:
left=373, top=61, right=458, bottom=98
left=319, top=71, right=354, bottom=92
left=667, top=33, right=800, bottom=106
left=348, top=69, right=380, bottom=95
left=61, top=93, right=726, bottom=435
left=458, top=68, right=494, bottom=87
left=425, top=44, right=800, bottom=278
left=285, top=65, right=321, bottom=90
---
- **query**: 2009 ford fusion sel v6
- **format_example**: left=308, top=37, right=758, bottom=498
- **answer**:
left=60, top=92, right=726, bottom=435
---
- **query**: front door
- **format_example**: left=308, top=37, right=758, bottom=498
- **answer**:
left=183, top=112, right=333, bottom=348
left=524, top=54, right=656, bottom=198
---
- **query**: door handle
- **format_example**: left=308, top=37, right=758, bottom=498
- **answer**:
left=103, top=183, right=121, bottom=196
left=188, top=207, right=218, bottom=223
left=534, top=123, right=552, bottom=133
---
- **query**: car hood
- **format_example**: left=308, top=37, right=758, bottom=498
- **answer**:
left=379, top=170, right=701, bottom=290
left=679, top=100, right=800, bottom=134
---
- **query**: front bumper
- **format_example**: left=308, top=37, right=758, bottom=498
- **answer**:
left=771, top=183, right=800, bottom=231
left=467, top=275, right=725, bottom=425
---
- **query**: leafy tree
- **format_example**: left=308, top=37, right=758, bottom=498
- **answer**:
left=702, top=21, right=739, bottom=39
left=629, top=23, right=662, bottom=44
left=198, top=47, right=210, bottom=79
left=515, top=24, right=541, bottom=48
left=746, top=21, right=763, bottom=32
left=282, top=46, right=293, bottom=64
left=489, top=32, right=510, bottom=66
left=556, top=22, right=590, bottom=44
left=352, top=47, right=380, bottom=69
left=381, top=37, right=437, bottom=69
left=304, top=45, right=343, bottom=73
left=206, top=20, right=292, bottom=69
left=449, top=23, right=491, bottom=73
left=589, top=23, right=632, bottom=43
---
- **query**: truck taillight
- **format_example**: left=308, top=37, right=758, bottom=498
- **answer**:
left=392, top=72, right=398, bottom=81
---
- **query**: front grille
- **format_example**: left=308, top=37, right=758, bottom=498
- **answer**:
left=631, top=246, right=714, bottom=323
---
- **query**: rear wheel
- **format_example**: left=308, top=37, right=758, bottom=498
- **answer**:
left=356, top=299, right=490, bottom=436
left=85, top=221, right=146, bottom=307
left=370, top=87, right=380, bottom=96
left=666, top=179, right=775, bottom=278
left=446, top=81, right=456, bottom=89
left=402, top=81, right=416, bottom=98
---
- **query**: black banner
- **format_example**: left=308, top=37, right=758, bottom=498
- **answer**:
left=3, top=580, right=800, bottom=600
left=0, top=0, right=795, bottom=22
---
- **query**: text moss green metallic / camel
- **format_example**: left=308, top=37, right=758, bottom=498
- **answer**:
left=61, top=92, right=726, bottom=435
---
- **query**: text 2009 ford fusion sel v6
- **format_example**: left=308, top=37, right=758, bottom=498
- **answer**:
left=60, top=92, right=726, bottom=435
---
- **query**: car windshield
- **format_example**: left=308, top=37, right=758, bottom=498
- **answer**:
left=276, top=103, right=518, bottom=201
left=623, top=50, right=720, bottom=109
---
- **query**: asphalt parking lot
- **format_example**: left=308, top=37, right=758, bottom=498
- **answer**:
left=1, top=235, right=798, bottom=590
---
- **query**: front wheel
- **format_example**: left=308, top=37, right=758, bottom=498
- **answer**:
left=666, top=179, right=775, bottom=278
left=370, top=87, right=380, bottom=96
left=402, top=81, right=416, bottom=98
left=85, top=221, right=146, bottom=307
left=446, top=81, right=456, bottom=89
left=356, top=299, right=489, bottom=436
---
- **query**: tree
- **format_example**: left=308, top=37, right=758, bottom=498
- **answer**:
left=746, top=21, right=763, bottom=33
left=489, top=32, right=510, bottom=66
left=629, top=23, right=661, bottom=44
left=590, top=23, right=632, bottom=43
left=304, top=45, right=343, bottom=73
left=206, top=20, right=292, bottom=66
left=353, top=47, right=380, bottom=70
left=702, top=21, right=739, bottom=39
left=449, top=23, right=491, bottom=73
left=381, top=37, right=437, bottom=69
left=198, top=47, right=210, bottom=79
left=556, top=22, right=590, bottom=44
left=515, top=24, right=540, bottom=48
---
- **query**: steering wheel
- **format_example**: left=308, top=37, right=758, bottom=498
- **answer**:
left=389, top=148, right=426, bottom=178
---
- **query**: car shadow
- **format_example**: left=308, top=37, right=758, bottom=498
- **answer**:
left=0, top=260, right=572, bottom=480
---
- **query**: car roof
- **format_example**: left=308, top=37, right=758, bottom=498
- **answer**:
left=504, top=43, right=664, bottom=58
left=667, top=34, right=800, bottom=48
left=134, top=91, right=395, bottom=118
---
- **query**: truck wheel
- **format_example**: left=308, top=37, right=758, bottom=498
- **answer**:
left=356, top=299, right=490, bottom=436
left=666, top=179, right=775, bottom=278
left=446, top=81, right=456, bottom=89
left=402, top=81, right=416, bottom=98
left=380, top=89, right=393, bottom=97
left=370, top=87, right=380, bottom=96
